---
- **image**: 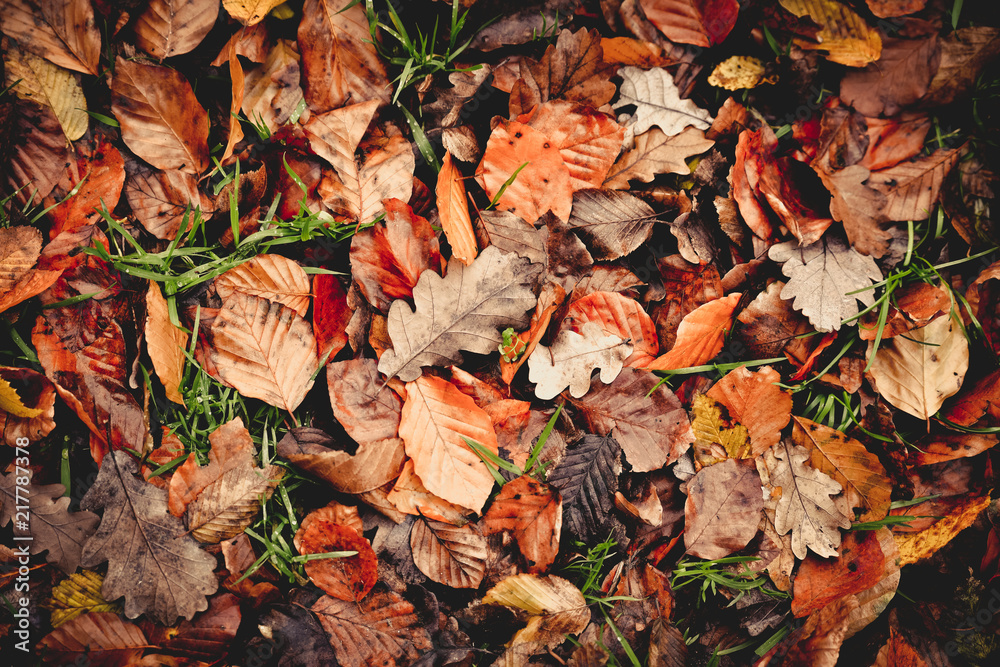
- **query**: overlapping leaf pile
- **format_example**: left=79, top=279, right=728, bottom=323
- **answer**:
left=1, top=0, right=1000, bottom=664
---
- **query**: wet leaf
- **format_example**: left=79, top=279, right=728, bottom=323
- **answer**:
left=547, top=435, right=620, bottom=543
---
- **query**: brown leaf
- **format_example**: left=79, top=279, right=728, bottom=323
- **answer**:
left=563, top=291, right=658, bottom=367
left=145, top=281, right=188, bottom=405
left=328, top=358, right=401, bottom=444
left=840, top=32, right=939, bottom=117
left=297, top=0, right=390, bottom=113
left=168, top=418, right=253, bottom=515
left=0, top=367, right=57, bottom=444
left=909, top=433, right=997, bottom=466
left=792, top=417, right=891, bottom=523
left=219, top=39, right=246, bottom=166
left=760, top=596, right=859, bottom=667
left=482, top=475, right=562, bottom=573
left=484, top=573, right=591, bottom=656
left=38, top=612, right=147, bottom=666
left=0, top=472, right=98, bottom=573
left=476, top=119, right=574, bottom=223
left=210, top=292, right=319, bottom=412
left=3, top=39, right=88, bottom=141
left=318, top=133, right=415, bottom=225
left=860, top=113, right=932, bottom=171
left=278, top=427, right=406, bottom=494
left=436, top=151, right=478, bottom=265
left=791, top=530, right=886, bottom=617
left=0, top=0, right=101, bottom=75
left=112, top=58, right=210, bottom=175
left=80, top=451, right=218, bottom=623
left=125, top=161, right=209, bottom=240
left=566, top=189, right=657, bottom=261
left=868, top=147, right=961, bottom=222
left=605, top=127, right=715, bottom=189
left=646, top=293, right=742, bottom=370
left=295, top=512, right=378, bottom=602
left=6, top=100, right=70, bottom=206
left=871, top=624, right=930, bottom=667
left=398, top=375, right=500, bottom=515
left=215, top=254, right=312, bottom=317
left=684, top=458, right=765, bottom=559
left=707, top=366, right=791, bottom=456
left=422, top=65, right=493, bottom=128
left=639, top=0, right=740, bottom=47
left=411, top=517, right=488, bottom=588
left=242, top=39, right=305, bottom=133
left=924, top=26, right=1000, bottom=107
left=858, top=281, right=950, bottom=340
left=480, top=210, right=547, bottom=265
left=223, top=0, right=286, bottom=25
left=569, top=367, right=693, bottom=472
left=311, top=588, right=433, bottom=667
left=135, top=0, right=219, bottom=59
left=817, top=165, right=893, bottom=257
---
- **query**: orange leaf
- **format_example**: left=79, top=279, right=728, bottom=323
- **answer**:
left=168, top=417, right=255, bottom=517
left=386, top=458, right=472, bottom=526
left=482, top=475, right=562, bottom=573
left=219, top=37, right=245, bottom=165
left=398, top=375, right=500, bottom=515
left=38, top=612, right=146, bottom=665
left=640, top=0, right=740, bottom=47
left=563, top=291, right=659, bottom=367
left=646, top=293, right=742, bottom=370
left=135, top=0, right=220, bottom=59
left=145, top=281, right=188, bottom=405
left=215, top=254, right=312, bottom=317
left=1, top=0, right=102, bottom=75
left=295, top=516, right=377, bottom=602
left=707, top=366, right=791, bottom=456
left=435, top=151, right=478, bottom=265
left=278, top=427, right=406, bottom=495
left=791, top=530, right=886, bottom=618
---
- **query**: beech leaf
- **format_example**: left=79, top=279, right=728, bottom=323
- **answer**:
left=378, top=246, right=540, bottom=382
left=278, top=427, right=406, bottom=495
left=45, top=570, right=119, bottom=628
left=684, top=458, right=765, bottom=559
left=646, top=293, right=742, bottom=370
left=868, top=148, right=961, bottom=223
left=215, top=254, right=312, bottom=317
left=482, top=475, right=563, bottom=573
left=528, top=321, right=632, bottom=400
left=547, top=435, right=621, bottom=543
left=779, top=0, right=882, bottom=67
left=0, top=0, right=101, bottom=75
left=80, top=451, right=219, bottom=624
left=295, top=512, right=378, bottom=602
left=3, top=40, right=88, bottom=141
left=242, top=39, right=306, bottom=133
left=411, top=517, right=488, bottom=588
left=37, top=612, right=147, bottom=666
left=125, top=162, right=209, bottom=240
left=566, top=189, right=658, bottom=261
left=135, top=0, right=220, bottom=59
left=436, top=151, right=478, bottom=265
left=145, top=281, right=188, bottom=405
left=639, top=0, right=740, bottom=47
left=706, top=365, right=792, bottom=457
left=613, top=66, right=713, bottom=137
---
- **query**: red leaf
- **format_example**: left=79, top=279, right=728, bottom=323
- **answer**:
left=294, top=514, right=378, bottom=602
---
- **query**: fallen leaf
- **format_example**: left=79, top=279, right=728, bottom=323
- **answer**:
left=569, top=367, right=693, bottom=472
left=277, top=427, right=406, bottom=494
left=386, top=458, right=472, bottom=525
left=605, top=127, right=715, bottom=188
left=379, top=246, right=540, bottom=381
left=690, top=393, right=751, bottom=463
left=398, top=375, right=500, bottom=515
left=684, top=458, right=765, bottom=559
left=485, top=573, right=590, bottom=660
left=779, top=0, right=882, bottom=67
left=223, top=0, right=286, bottom=25
left=210, top=292, right=319, bottom=412
left=112, top=57, right=210, bottom=175
left=924, top=26, right=1000, bottom=107
left=791, top=529, right=886, bottom=617
left=639, top=0, right=740, bottom=47
left=6, top=100, right=69, bottom=206
left=759, top=596, right=859, bottom=667
left=482, top=475, right=562, bottom=573
left=547, top=435, right=621, bottom=544
left=0, top=471, right=98, bottom=573
left=613, top=66, right=713, bottom=137
left=145, top=281, right=188, bottom=405
left=37, top=612, right=147, bottom=666
left=646, top=293, right=742, bottom=370
left=868, top=315, right=969, bottom=420
left=0, top=0, right=101, bottom=75
left=422, top=65, right=493, bottom=128
left=80, top=451, right=218, bottom=623
left=565, top=189, right=658, bottom=261
left=411, top=517, right=488, bottom=588
left=792, top=417, right=892, bottom=522
left=758, top=441, right=852, bottom=559
left=894, top=493, right=991, bottom=566
left=768, top=237, right=883, bottom=332
left=215, top=254, right=312, bottom=317
left=840, top=31, right=939, bottom=117
left=327, top=359, right=401, bottom=445
left=318, top=133, right=415, bottom=225
left=3, top=40, right=87, bottom=141
left=858, top=280, right=950, bottom=340
left=313, top=274, right=350, bottom=361
left=295, top=512, right=378, bottom=602
left=436, top=151, right=478, bottom=265
left=135, top=0, right=220, bottom=59
left=241, top=39, right=305, bottom=133
left=708, top=55, right=768, bottom=90
left=0, top=367, right=56, bottom=445
left=563, top=291, right=659, bottom=367
left=125, top=161, right=209, bottom=240
left=845, top=528, right=900, bottom=638
left=707, top=366, right=792, bottom=456
left=45, top=570, right=119, bottom=628
left=479, top=210, right=547, bottom=265
left=868, top=147, right=961, bottom=222
left=528, top=321, right=632, bottom=400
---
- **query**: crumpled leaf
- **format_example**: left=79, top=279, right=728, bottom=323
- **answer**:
left=411, top=517, right=488, bottom=588
left=0, top=0, right=101, bottom=75
left=779, top=0, right=882, bottom=67
left=135, top=0, right=220, bottom=59
left=528, top=321, right=632, bottom=400
left=37, top=612, right=147, bottom=666
left=605, top=127, right=715, bottom=188
left=562, top=290, right=659, bottom=367
left=639, top=0, right=740, bottom=47
left=707, top=365, right=792, bottom=457
left=80, top=451, right=219, bottom=624
left=311, top=588, right=433, bottom=667
left=210, top=292, right=319, bottom=412
left=379, top=246, right=540, bottom=381
left=768, top=237, right=883, bottom=333
left=613, top=66, right=713, bottom=137
left=215, top=254, right=312, bottom=317
left=398, top=375, right=500, bottom=515
left=3, top=40, right=87, bottom=141
left=569, top=367, right=693, bottom=472
left=482, top=475, right=562, bottom=573
left=708, top=55, right=768, bottom=90
left=45, top=570, right=119, bottom=628
left=758, top=441, right=852, bottom=560
left=684, top=458, right=765, bottom=559
left=868, top=315, right=969, bottom=420
left=484, top=573, right=591, bottom=659
left=0, top=471, right=98, bottom=573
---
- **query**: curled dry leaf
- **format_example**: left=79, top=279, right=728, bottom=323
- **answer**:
left=482, top=475, right=562, bottom=573
left=411, top=517, right=488, bottom=588
left=613, top=66, right=713, bottom=137
left=646, top=293, right=742, bottom=370
left=295, top=511, right=378, bottom=602
left=547, top=435, right=621, bottom=544
left=706, top=365, right=791, bottom=457
left=135, top=0, right=220, bottom=59
left=528, top=321, right=632, bottom=400
left=436, top=151, right=478, bottom=265
left=38, top=612, right=147, bottom=666
left=210, top=292, right=319, bottom=412
left=484, top=573, right=591, bottom=656
left=0, top=226, right=60, bottom=315
left=215, top=254, right=312, bottom=317
left=684, top=458, right=765, bottom=560
left=145, top=281, right=188, bottom=405
left=112, top=58, right=209, bottom=175
left=398, top=375, right=500, bottom=515
left=868, top=315, right=969, bottom=420
left=0, top=367, right=57, bottom=445
left=278, top=427, right=406, bottom=494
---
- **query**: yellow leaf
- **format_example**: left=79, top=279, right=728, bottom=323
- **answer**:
left=145, top=281, right=188, bottom=405
left=4, top=41, right=88, bottom=141
left=780, top=0, right=882, bottom=67
left=708, top=56, right=769, bottom=91
left=44, top=570, right=120, bottom=628
left=223, top=0, right=287, bottom=25
left=435, top=151, right=478, bottom=266
left=894, top=494, right=991, bottom=566
left=691, top=393, right=750, bottom=461
left=0, top=374, right=42, bottom=418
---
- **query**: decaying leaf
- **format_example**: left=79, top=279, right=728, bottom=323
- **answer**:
left=327, top=359, right=401, bottom=446
left=37, top=612, right=147, bottom=666
left=135, top=0, right=220, bottom=59
left=528, top=321, right=632, bottom=400
left=613, top=66, right=713, bottom=137
left=482, top=475, right=562, bottom=573
left=80, top=451, right=218, bottom=624
left=566, top=189, right=658, bottom=260
left=791, top=529, right=886, bottom=618
left=0, top=0, right=101, bottom=75
left=125, top=161, right=209, bottom=240
left=242, top=39, right=305, bottom=133
left=690, top=393, right=751, bottom=462
left=295, top=510, right=378, bottom=602
left=411, top=517, right=488, bottom=588
left=769, top=237, right=883, bottom=333
left=379, top=246, right=541, bottom=381
left=868, top=315, right=969, bottom=420
left=684, top=458, right=764, bottom=559
left=758, top=441, right=852, bottom=560
left=45, top=570, right=119, bottom=628
left=605, top=127, right=716, bottom=188
left=277, top=427, right=406, bottom=495
left=547, top=435, right=621, bottom=543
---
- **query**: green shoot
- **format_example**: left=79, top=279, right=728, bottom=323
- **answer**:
left=671, top=556, right=788, bottom=607
left=487, top=162, right=529, bottom=209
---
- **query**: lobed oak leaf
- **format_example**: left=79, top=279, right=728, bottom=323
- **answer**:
left=707, top=365, right=791, bottom=456
left=278, top=427, right=406, bottom=494
left=569, top=367, right=693, bottom=472
left=613, top=66, right=713, bottom=137
left=768, top=237, right=883, bottom=332
left=378, top=246, right=540, bottom=381
left=482, top=475, right=562, bottom=573
left=563, top=291, right=658, bottom=367
left=209, top=292, right=319, bottom=412
left=0, top=0, right=101, bottom=75
left=411, top=517, right=488, bottom=588
left=779, top=0, right=882, bottom=67
left=80, top=451, right=218, bottom=623
left=528, top=321, right=632, bottom=400
left=566, top=189, right=657, bottom=261
left=224, top=0, right=286, bottom=25
left=436, top=151, right=478, bottom=265
left=646, top=293, right=742, bottom=370
left=215, top=254, right=312, bottom=317
left=135, top=0, right=220, bottom=59
left=145, top=281, right=188, bottom=405
left=639, top=0, right=740, bottom=47
left=758, top=441, right=852, bottom=560
left=295, top=511, right=377, bottom=602
left=792, top=417, right=891, bottom=523
left=398, top=375, right=500, bottom=515
left=605, top=127, right=715, bottom=189
left=242, top=39, right=306, bottom=134
left=311, top=588, right=432, bottom=667
left=37, top=612, right=147, bottom=666
left=547, top=435, right=621, bottom=544
left=297, top=0, right=390, bottom=113
left=3, top=40, right=88, bottom=141
left=125, top=161, right=210, bottom=240
left=684, top=458, right=765, bottom=559
left=0, top=472, right=98, bottom=573
left=868, top=315, right=968, bottom=420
